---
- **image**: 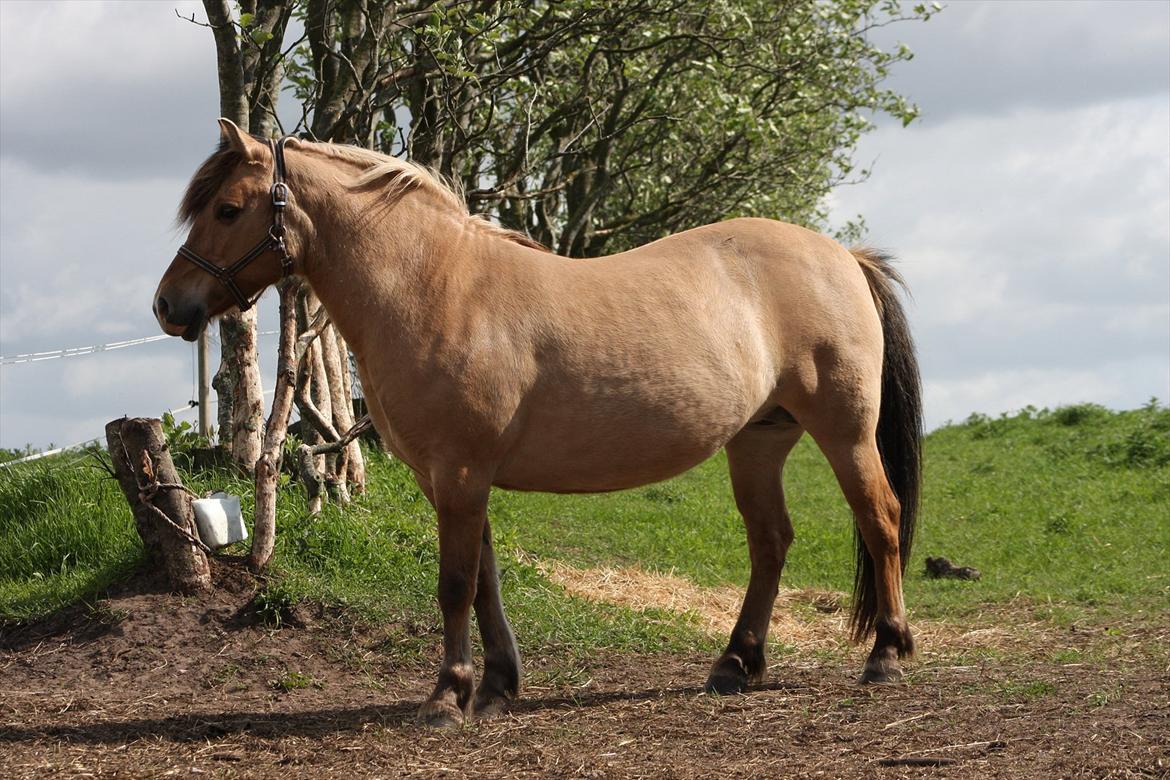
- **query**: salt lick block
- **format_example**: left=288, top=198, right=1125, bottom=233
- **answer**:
left=192, top=492, right=247, bottom=548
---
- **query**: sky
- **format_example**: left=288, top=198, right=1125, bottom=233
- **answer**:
left=0, top=0, right=1168, bottom=451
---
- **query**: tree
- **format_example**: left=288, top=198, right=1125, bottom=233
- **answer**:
left=284, top=0, right=937, bottom=256
left=199, top=0, right=296, bottom=473
left=194, top=0, right=935, bottom=562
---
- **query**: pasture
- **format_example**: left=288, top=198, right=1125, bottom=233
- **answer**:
left=1, top=403, right=1166, bottom=777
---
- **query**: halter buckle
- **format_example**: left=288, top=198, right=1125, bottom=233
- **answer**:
left=271, top=181, right=289, bottom=207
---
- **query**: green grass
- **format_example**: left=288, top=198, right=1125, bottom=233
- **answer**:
left=2, top=402, right=1166, bottom=653
left=0, top=451, right=144, bottom=618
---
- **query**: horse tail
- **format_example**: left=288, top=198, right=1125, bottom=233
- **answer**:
left=848, top=247, right=923, bottom=642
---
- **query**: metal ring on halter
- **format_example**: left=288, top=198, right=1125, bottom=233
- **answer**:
left=174, top=136, right=296, bottom=312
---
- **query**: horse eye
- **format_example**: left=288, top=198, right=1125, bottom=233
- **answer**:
left=216, top=204, right=242, bottom=222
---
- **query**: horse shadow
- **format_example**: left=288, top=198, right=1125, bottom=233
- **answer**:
left=0, top=681, right=806, bottom=745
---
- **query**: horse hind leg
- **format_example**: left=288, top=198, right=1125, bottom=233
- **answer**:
left=705, top=422, right=803, bottom=694
left=808, top=424, right=914, bottom=684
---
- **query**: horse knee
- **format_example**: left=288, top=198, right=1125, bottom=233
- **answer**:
left=438, top=570, right=476, bottom=612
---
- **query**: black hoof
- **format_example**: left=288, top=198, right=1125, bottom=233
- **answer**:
left=859, top=656, right=904, bottom=685
left=417, top=699, right=465, bottom=728
left=473, top=682, right=516, bottom=718
left=472, top=693, right=509, bottom=718
left=473, top=657, right=519, bottom=718
left=859, top=617, right=914, bottom=684
left=705, top=655, right=750, bottom=695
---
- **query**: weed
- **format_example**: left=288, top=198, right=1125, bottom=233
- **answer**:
left=206, top=663, right=247, bottom=691
left=1050, top=649, right=1083, bottom=664
left=270, top=670, right=321, bottom=692
left=84, top=600, right=129, bottom=626
left=527, top=663, right=592, bottom=689
left=1085, top=684, right=1124, bottom=708
left=998, top=680, right=1056, bottom=700
left=1049, top=404, right=1108, bottom=427
left=252, top=584, right=298, bottom=628
left=160, top=411, right=211, bottom=470
left=640, top=485, right=685, bottom=504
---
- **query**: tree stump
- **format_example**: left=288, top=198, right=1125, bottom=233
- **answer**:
left=105, top=417, right=211, bottom=593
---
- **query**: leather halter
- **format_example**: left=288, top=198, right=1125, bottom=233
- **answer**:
left=176, top=137, right=295, bottom=311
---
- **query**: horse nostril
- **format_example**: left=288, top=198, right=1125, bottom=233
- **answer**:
left=155, top=295, right=170, bottom=320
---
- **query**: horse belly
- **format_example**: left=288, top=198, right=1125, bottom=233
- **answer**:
left=493, top=378, right=757, bottom=493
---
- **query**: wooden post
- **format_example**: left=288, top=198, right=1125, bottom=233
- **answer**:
left=105, top=417, right=211, bottom=593
left=197, top=331, right=211, bottom=439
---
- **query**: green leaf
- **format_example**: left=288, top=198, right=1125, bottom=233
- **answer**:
left=251, top=28, right=273, bottom=45
left=239, top=12, right=254, bottom=27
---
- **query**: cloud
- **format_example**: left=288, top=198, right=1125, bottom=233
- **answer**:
left=0, top=158, right=192, bottom=346
left=925, top=357, right=1169, bottom=429
left=0, top=1, right=224, bottom=180
left=0, top=346, right=193, bottom=448
left=876, top=1, right=1170, bottom=123
left=830, top=92, right=1170, bottom=426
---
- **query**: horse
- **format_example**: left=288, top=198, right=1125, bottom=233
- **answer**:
left=154, top=119, right=922, bottom=726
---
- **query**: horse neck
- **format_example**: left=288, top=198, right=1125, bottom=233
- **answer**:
left=288, top=152, right=481, bottom=358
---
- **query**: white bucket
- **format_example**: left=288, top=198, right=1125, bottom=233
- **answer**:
left=192, top=492, right=248, bottom=549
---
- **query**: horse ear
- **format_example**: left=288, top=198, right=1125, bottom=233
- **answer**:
left=217, top=118, right=265, bottom=160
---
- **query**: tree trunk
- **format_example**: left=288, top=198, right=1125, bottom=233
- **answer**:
left=293, top=289, right=356, bottom=513
left=250, top=279, right=299, bottom=572
left=214, top=309, right=264, bottom=473
left=203, top=0, right=269, bottom=474
left=105, top=417, right=211, bottom=593
left=319, top=322, right=354, bottom=503
left=332, top=329, right=366, bottom=491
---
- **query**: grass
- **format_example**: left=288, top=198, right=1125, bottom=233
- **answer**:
left=1, top=402, right=1167, bottom=657
left=0, top=452, right=144, bottom=618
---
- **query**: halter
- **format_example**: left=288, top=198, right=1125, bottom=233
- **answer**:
left=176, top=137, right=295, bottom=311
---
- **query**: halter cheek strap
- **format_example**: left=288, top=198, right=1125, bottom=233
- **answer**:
left=176, top=136, right=295, bottom=312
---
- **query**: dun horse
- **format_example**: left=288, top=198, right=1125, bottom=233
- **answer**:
left=154, top=121, right=922, bottom=726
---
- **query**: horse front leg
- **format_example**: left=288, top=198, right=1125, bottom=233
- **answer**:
left=416, top=471, right=490, bottom=727
left=472, top=519, right=521, bottom=716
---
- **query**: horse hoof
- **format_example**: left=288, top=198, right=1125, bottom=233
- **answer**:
left=473, top=688, right=513, bottom=719
left=417, top=700, right=464, bottom=728
left=705, top=653, right=753, bottom=694
left=705, top=672, right=749, bottom=695
left=859, top=660, right=904, bottom=685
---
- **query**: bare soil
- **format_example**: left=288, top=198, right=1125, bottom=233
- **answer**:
left=2, top=560, right=1167, bottom=779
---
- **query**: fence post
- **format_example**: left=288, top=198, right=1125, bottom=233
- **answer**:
left=197, top=331, right=211, bottom=439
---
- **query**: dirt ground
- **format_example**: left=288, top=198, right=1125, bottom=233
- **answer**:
left=2, top=561, right=1166, bottom=779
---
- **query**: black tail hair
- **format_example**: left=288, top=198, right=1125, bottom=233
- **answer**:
left=849, top=248, right=923, bottom=642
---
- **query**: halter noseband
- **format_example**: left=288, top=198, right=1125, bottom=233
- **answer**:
left=176, top=137, right=295, bottom=312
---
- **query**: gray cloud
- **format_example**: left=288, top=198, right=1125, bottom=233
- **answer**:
left=0, top=1, right=223, bottom=180
left=876, top=1, right=1170, bottom=123
left=830, top=90, right=1169, bottom=425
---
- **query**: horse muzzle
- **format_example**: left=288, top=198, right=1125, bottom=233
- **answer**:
left=154, top=293, right=207, bottom=342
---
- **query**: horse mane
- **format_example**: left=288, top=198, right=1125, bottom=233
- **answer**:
left=300, top=141, right=549, bottom=251
left=178, top=135, right=548, bottom=252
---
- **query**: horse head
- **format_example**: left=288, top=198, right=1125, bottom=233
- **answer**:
left=153, top=119, right=294, bottom=340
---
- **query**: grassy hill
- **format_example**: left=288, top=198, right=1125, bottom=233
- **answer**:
left=2, top=402, right=1167, bottom=653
